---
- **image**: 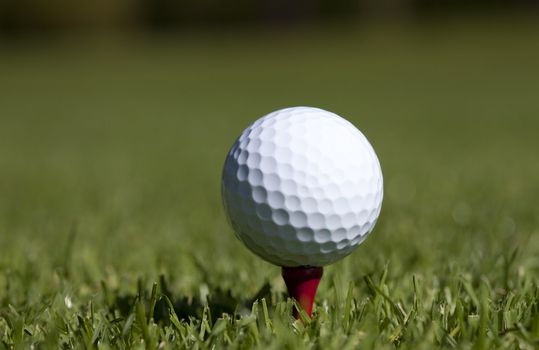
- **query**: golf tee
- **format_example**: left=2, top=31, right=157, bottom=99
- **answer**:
left=281, top=266, right=323, bottom=319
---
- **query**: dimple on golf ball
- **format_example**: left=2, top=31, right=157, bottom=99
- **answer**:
left=221, top=106, right=383, bottom=267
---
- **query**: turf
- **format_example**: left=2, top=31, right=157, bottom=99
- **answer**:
left=1, top=17, right=539, bottom=349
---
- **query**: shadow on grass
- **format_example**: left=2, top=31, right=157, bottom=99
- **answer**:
left=108, top=275, right=272, bottom=324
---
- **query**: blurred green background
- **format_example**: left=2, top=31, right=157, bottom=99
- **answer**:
left=0, top=2, right=539, bottom=347
left=1, top=0, right=539, bottom=292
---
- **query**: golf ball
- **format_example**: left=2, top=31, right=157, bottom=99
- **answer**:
left=222, top=107, right=383, bottom=267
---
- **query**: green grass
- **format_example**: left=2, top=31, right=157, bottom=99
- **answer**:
left=1, top=17, right=539, bottom=349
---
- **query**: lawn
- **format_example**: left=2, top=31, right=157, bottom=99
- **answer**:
left=0, top=16, right=539, bottom=349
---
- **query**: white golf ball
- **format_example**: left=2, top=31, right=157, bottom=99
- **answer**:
left=222, top=107, right=383, bottom=267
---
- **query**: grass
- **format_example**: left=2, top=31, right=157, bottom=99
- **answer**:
left=1, top=16, right=539, bottom=348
